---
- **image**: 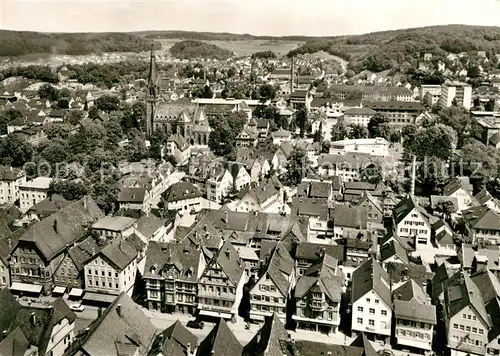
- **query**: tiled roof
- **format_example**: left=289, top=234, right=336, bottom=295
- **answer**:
left=67, top=236, right=101, bottom=271
left=470, top=269, right=500, bottom=306
left=291, top=197, right=329, bottom=220
left=118, top=187, right=147, bottom=203
left=351, top=258, right=391, bottom=307
left=238, top=181, right=279, bottom=205
left=149, top=320, right=197, bottom=356
left=394, top=298, right=436, bottom=324
left=295, top=254, right=342, bottom=303
left=332, top=204, right=365, bottom=229
left=393, top=279, right=428, bottom=303
left=280, top=339, right=364, bottom=356
left=18, top=196, right=102, bottom=261
left=380, top=240, right=409, bottom=264
left=259, top=242, right=295, bottom=296
left=97, top=239, right=137, bottom=271
left=443, top=271, right=491, bottom=327
left=242, top=313, right=288, bottom=356
left=143, top=242, right=202, bottom=283
left=134, top=214, right=165, bottom=240
left=27, top=194, right=71, bottom=218
left=70, top=292, right=157, bottom=356
left=162, top=181, right=202, bottom=203
left=207, top=241, right=244, bottom=286
left=295, top=243, right=345, bottom=263
left=196, top=318, right=241, bottom=356
left=0, top=166, right=23, bottom=181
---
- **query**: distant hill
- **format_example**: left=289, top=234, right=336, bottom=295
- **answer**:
left=0, top=30, right=160, bottom=57
left=169, top=40, right=234, bottom=60
left=288, top=25, right=500, bottom=72
left=137, top=30, right=313, bottom=42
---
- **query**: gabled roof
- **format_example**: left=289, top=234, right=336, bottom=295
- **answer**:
left=67, top=236, right=101, bottom=271
left=97, top=239, right=138, bottom=271
left=332, top=204, right=365, bottom=229
left=69, top=292, right=157, bottom=356
left=143, top=242, right=202, bottom=283
left=281, top=339, right=365, bottom=356
left=444, top=271, right=491, bottom=327
left=393, top=195, right=429, bottom=226
left=380, top=240, right=409, bottom=264
left=443, top=177, right=473, bottom=196
left=0, top=326, right=30, bottom=356
left=295, top=243, right=345, bottom=263
left=118, top=187, right=147, bottom=203
left=291, top=197, right=329, bottom=221
left=18, top=196, right=102, bottom=261
left=207, top=241, right=244, bottom=286
left=393, top=279, right=428, bottom=303
left=295, top=254, right=342, bottom=303
left=196, top=318, right=241, bottom=356
left=242, top=313, right=288, bottom=356
left=394, top=298, right=436, bottom=324
left=351, top=259, right=391, bottom=307
left=470, top=269, right=500, bottom=307
left=162, top=181, right=202, bottom=203
left=350, top=333, right=378, bottom=356
left=27, top=194, right=71, bottom=218
left=257, top=242, right=295, bottom=296
left=463, top=206, right=500, bottom=230
left=148, top=320, right=197, bottom=356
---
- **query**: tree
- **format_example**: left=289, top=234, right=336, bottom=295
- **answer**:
left=282, top=148, right=310, bottom=186
left=457, top=139, right=499, bottom=186
left=361, top=160, right=383, bottom=185
left=434, top=200, right=455, bottom=221
left=40, top=140, right=69, bottom=168
left=467, top=63, right=481, bottom=79
left=95, top=95, right=120, bottom=113
left=208, top=112, right=246, bottom=157
left=437, top=106, right=471, bottom=147
left=104, top=120, right=124, bottom=147
left=258, top=84, right=277, bottom=102
left=68, top=110, right=84, bottom=126
left=330, top=123, right=349, bottom=141
left=0, top=135, right=33, bottom=167
left=48, top=180, right=88, bottom=201
left=294, top=106, right=308, bottom=138
left=410, top=124, right=457, bottom=160
left=38, top=83, right=60, bottom=101
left=485, top=99, right=495, bottom=112
left=348, top=124, right=368, bottom=139
left=368, top=114, right=389, bottom=138
left=417, top=157, right=449, bottom=195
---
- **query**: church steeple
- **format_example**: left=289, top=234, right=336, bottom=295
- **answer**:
left=145, top=42, right=159, bottom=138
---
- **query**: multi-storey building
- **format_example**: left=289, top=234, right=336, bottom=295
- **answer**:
left=351, top=259, right=392, bottom=342
left=249, top=242, right=295, bottom=323
left=443, top=272, right=491, bottom=356
left=420, top=84, right=442, bottom=106
left=392, top=196, right=432, bottom=247
left=161, top=181, right=202, bottom=215
left=462, top=206, right=500, bottom=245
left=293, top=253, right=343, bottom=334
left=393, top=279, right=436, bottom=352
left=0, top=166, right=26, bottom=204
left=291, top=197, right=332, bottom=239
left=197, top=241, right=245, bottom=322
left=439, top=81, right=472, bottom=110
left=19, top=177, right=53, bottom=213
left=342, top=107, right=376, bottom=127
left=83, top=239, right=138, bottom=296
left=143, top=241, right=205, bottom=314
left=364, top=101, right=425, bottom=127
left=325, top=85, right=413, bottom=102
left=9, top=197, right=103, bottom=295
left=91, top=216, right=136, bottom=240
left=0, top=289, right=77, bottom=356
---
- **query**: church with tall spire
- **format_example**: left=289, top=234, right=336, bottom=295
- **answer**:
left=145, top=44, right=159, bottom=138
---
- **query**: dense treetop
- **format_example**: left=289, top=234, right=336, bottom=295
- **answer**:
left=169, top=40, right=234, bottom=60
left=288, top=25, right=500, bottom=72
left=0, top=30, right=160, bottom=57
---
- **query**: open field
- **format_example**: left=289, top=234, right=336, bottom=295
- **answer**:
left=156, top=38, right=302, bottom=57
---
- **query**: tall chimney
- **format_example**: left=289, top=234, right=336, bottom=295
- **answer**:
left=410, top=155, right=416, bottom=197
left=116, top=304, right=122, bottom=317
left=290, top=57, right=295, bottom=94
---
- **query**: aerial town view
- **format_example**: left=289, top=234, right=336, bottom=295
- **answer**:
left=2, top=1, right=500, bottom=355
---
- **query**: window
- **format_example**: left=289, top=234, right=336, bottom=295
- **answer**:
left=357, top=306, right=363, bottom=312
left=459, top=325, right=464, bottom=331
left=366, top=298, right=370, bottom=303
left=381, top=310, right=387, bottom=316
left=466, top=326, right=471, bottom=332
left=357, top=318, right=363, bottom=324
left=369, top=319, right=375, bottom=326
left=453, top=324, right=458, bottom=329
left=108, top=271, right=111, bottom=277
left=374, top=299, right=379, bottom=304
left=369, top=308, right=375, bottom=315
left=472, top=327, right=477, bottom=333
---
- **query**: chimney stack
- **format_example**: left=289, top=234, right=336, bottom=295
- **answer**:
left=117, top=304, right=122, bottom=317
left=53, top=219, right=58, bottom=233
left=83, top=196, right=88, bottom=210
left=224, top=210, right=229, bottom=225
left=8, top=239, right=11, bottom=251
left=410, top=155, right=416, bottom=197
left=30, top=312, right=36, bottom=326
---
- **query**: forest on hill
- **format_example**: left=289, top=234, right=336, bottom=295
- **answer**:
left=169, top=40, right=234, bottom=60
left=288, top=25, right=500, bottom=72
left=0, top=30, right=160, bottom=57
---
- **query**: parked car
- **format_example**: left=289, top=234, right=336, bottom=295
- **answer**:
left=70, top=303, right=85, bottom=312
left=186, top=320, right=204, bottom=329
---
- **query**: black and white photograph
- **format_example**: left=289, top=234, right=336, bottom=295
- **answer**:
left=0, top=1, right=500, bottom=355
